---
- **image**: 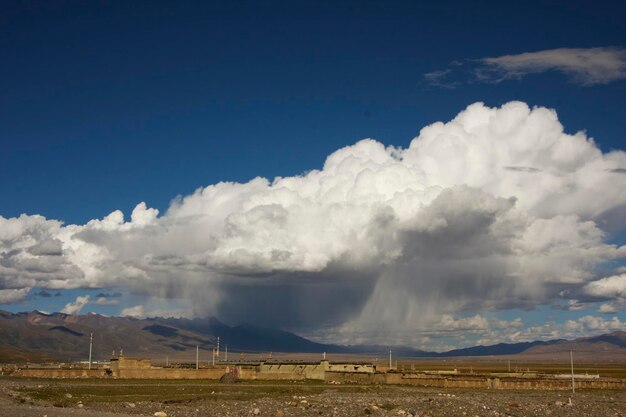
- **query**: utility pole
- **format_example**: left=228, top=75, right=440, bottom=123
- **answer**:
left=88, top=333, right=93, bottom=370
left=217, top=337, right=220, bottom=359
left=196, top=345, right=199, bottom=370
left=323, top=352, right=326, bottom=360
left=389, top=350, right=392, bottom=369
left=570, top=350, right=575, bottom=395
left=166, top=356, right=169, bottom=367
left=225, top=345, right=228, bottom=362
left=508, top=360, right=510, bottom=372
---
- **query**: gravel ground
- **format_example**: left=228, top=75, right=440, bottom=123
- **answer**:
left=1, top=377, right=624, bottom=417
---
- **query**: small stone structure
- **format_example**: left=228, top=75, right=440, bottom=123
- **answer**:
left=108, top=351, right=151, bottom=376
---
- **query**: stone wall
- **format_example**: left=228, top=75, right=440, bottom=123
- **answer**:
left=118, top=357, right=151, bottom=369
left=324, top=371, right=626, bottom=390
left=326, top=371, right=387, bottom=384
left=117, top=367, right=226, bottom=379
left=257, top=362, right=328, bottom=380
left=328, top=363, right=374, bottom=374
left=14, top=362, right=626, bottom=390
left=17, top=369, right=104, bottom=378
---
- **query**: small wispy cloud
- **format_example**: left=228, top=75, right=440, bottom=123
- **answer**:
left=60, top=295, right=90, bottom=315
left=480, top=47, right=626, bottom=85
left=92, top=297, right=120, bottom=306
left=423, top=69, right=459, bottom=89
left=598, top=303, right=618, bottom=314
left=425, top=47, right=626, bottom=87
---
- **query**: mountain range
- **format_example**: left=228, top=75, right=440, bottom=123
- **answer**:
left=1, top=310, right=625, bottom=362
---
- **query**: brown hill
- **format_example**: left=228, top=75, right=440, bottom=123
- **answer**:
left=510, top=331, right=626, bottom=361
left=0, top=310, right=216, bottom=363
left=2, top=310, right=626, bottom=363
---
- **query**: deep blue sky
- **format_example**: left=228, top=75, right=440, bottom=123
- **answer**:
left=2, top=0, right=625, bottom=225
left=2, top=1, right=626, bottom=349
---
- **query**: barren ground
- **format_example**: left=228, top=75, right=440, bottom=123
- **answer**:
left=1, top=377, right=625, bottom=417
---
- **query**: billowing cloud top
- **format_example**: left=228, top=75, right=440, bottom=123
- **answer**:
left=1, top=102, right=625, bottom=342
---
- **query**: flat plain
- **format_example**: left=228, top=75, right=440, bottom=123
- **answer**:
left=1, top=375, right=625, bottom=417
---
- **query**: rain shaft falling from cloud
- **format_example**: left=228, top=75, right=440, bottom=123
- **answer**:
left=1, top=101, right=625, bottom=343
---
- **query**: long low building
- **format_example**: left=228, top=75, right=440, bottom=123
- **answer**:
left=12, top=352, right=626, bottom=390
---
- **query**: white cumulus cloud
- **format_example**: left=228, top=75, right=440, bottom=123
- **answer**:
left=121, top=305, right=145, bottom=318
left=598, top=303, right=619, bottom=314
left=0, top=287, right=30, bottom=304
left=60, top=295, right=90, bottom=315
left=1, top=101, right=625, bottom=342
left=565, top=315, right=624, bottom=333
left=582, top=274, right=626, bottom=299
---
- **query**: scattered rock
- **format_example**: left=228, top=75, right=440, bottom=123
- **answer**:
left=64, top=393, right=72, bottom=399
left=220, top=373, right=237, bottom=383
left=3, top=379, right=624, bottom=417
